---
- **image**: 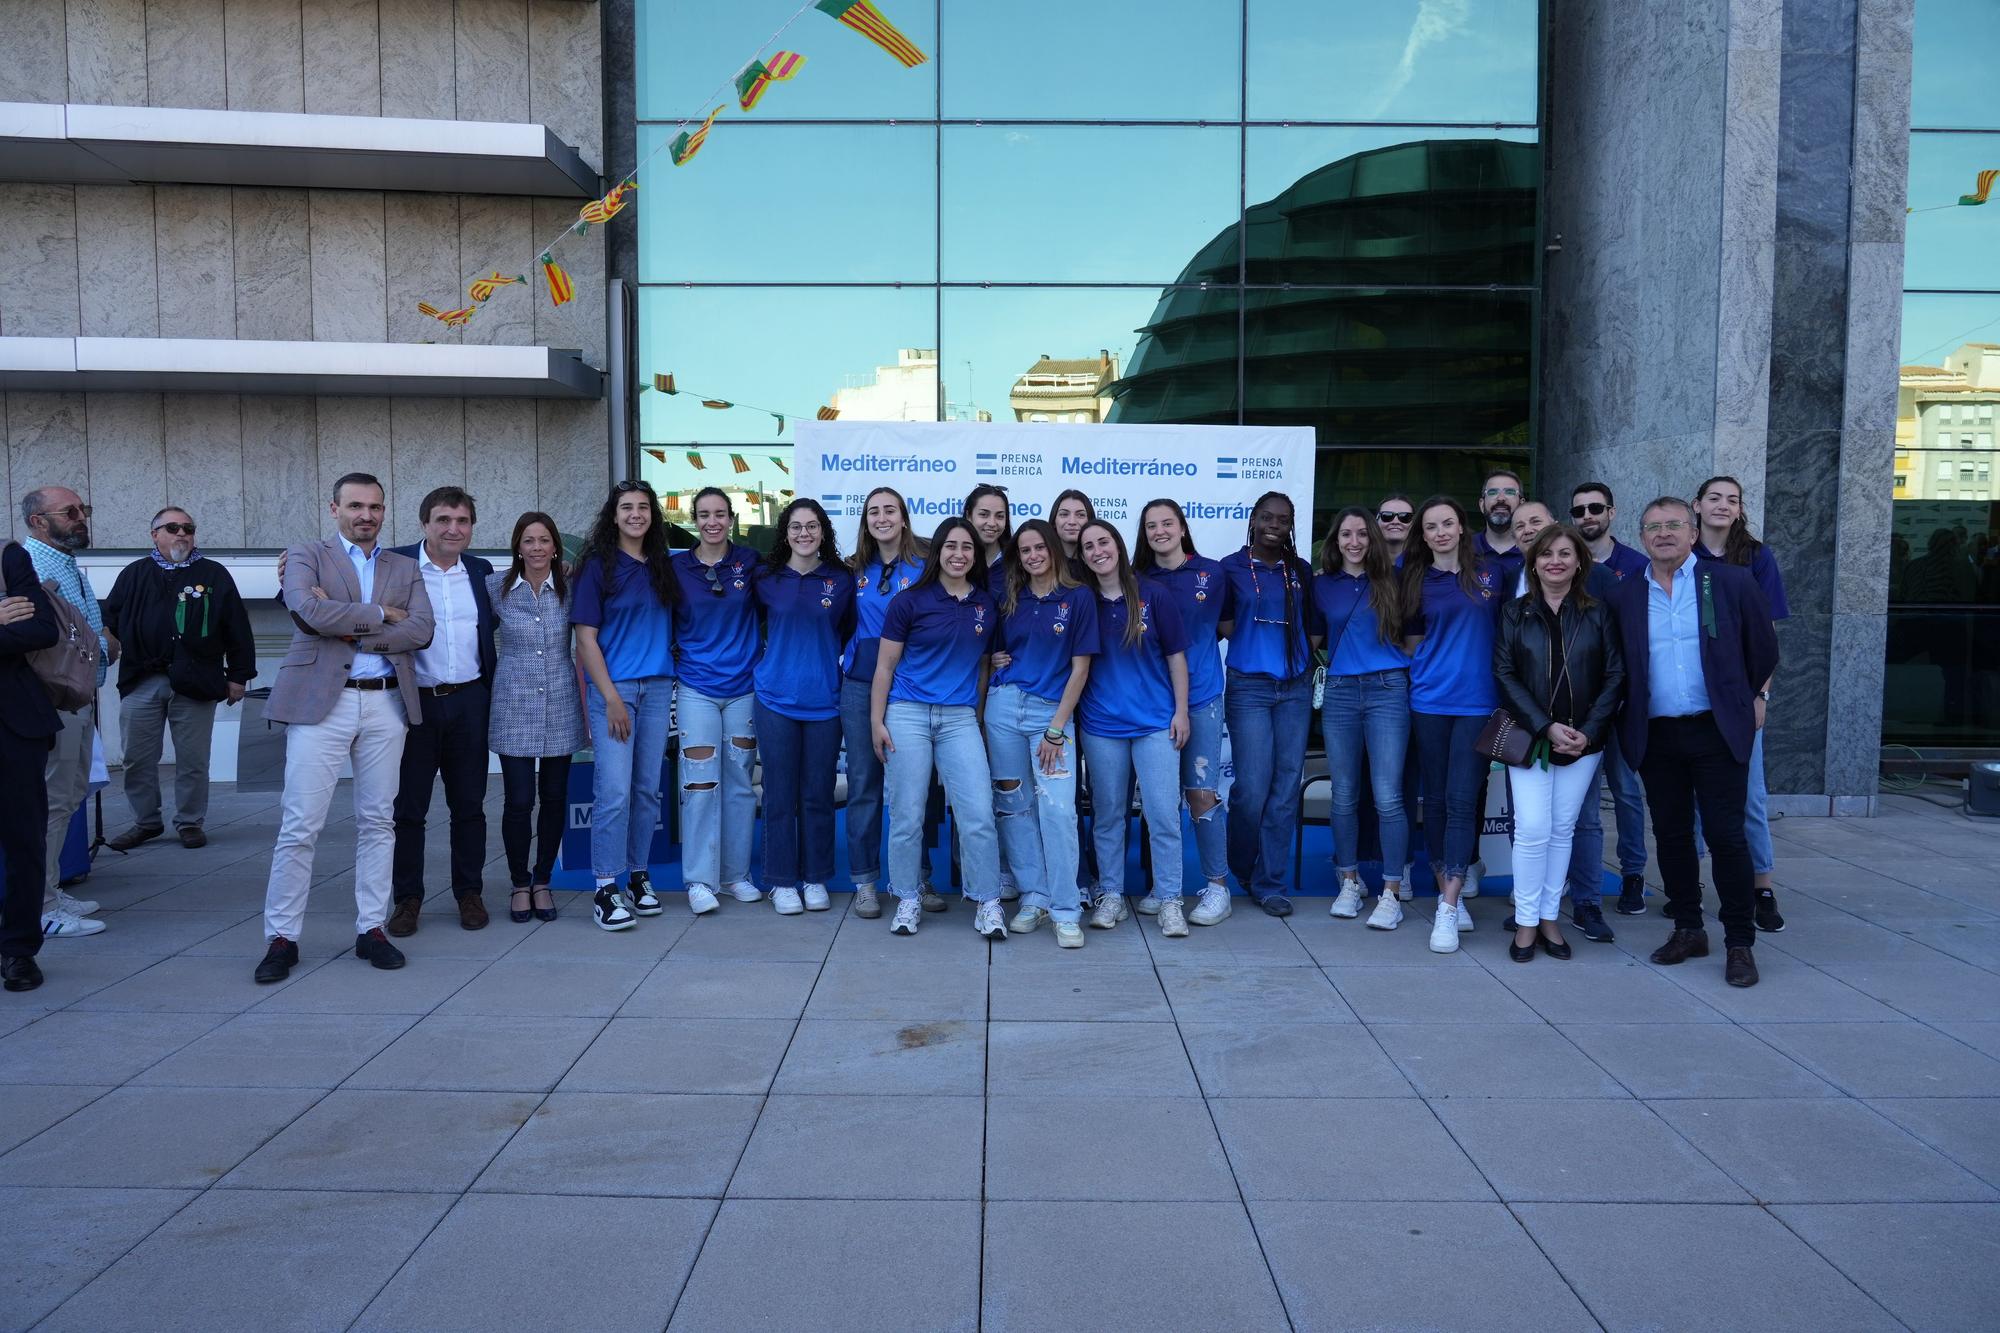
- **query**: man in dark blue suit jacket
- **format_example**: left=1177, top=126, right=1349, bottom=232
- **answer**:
left=0, top=542, right=62, bottom=991
left=1605, top=497, right=1779, bottom=988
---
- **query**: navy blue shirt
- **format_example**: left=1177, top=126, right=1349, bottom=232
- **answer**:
left=995, top=583, right=1099, bottom=702
left=1405, top=564, right=1503, bottom=715
left=1597, top=538, right=1649, bottom=584
left=570, top=552, right=675, bottom=682
left=844, top=553, right=924, bottom=683
left=671, top=544, right=763, bottom=698
left=1219, top=548, right=1318, bottom=680
left=1312, top=570, right=1412, bottom=676
left=1142, top=555, right=1229, bottom=707
left=1474, top=529, right=1526, bottom=591
left=1695, top=541, right=1789, bottom=621
left=753, top=561, right=857, bottom=721
left=1081, top=588, right=1190, bottom=739
left=879, top=580, right=996, bottom=708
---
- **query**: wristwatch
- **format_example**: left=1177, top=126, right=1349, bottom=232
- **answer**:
left=1756, top=689, right=1771, bottom=702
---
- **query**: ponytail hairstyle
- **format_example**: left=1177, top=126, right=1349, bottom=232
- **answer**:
left=1693, top=474, right=1763, bottom=567
left=1244, top=491, right=1311, bottom=676
left=911, top=516, right=984, bottom=594
left=1079, top=519, right=1148, bottom=648
left=1317, top=505, right=1402, bottom=645
left=1001, top=518, right=1077, bottom=616
left=764, top=497, right=843, bottom=572
left=1400, top=494, right=1487, bottom=610
left=851, top=485, right=928, bottom=573
left=1133, top=497, right=1198, bottom=573
left=962, top=483, right=1013, bottom=565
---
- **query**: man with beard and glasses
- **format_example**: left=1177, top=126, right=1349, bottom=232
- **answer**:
left=1569, top=481, right=1652, bottom=916
left=1472, top=469, right=1528, bottom=590
left=103, top=508, right=256, bottom=853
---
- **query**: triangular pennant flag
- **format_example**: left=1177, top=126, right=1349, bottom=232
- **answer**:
left=670, top=106, right=724, bottom=166
left=541, top=253, right=574, bottom=306
left=662, top=492, right=679, bottom=507
left=468, top=272, right=524, bottom=303
left=701, top=399, right=733, bottom=409
left=744, top=491, right=763, bottom=504
left=579, top=179, right=637, bottom=225
left=643, top=447, right=667, bottom=463
left=815, top=0, right=927, bottom=67
left=731, top=454, right=753, bottom=474
left=1960, top=168, right=1997, bottom=206
left=686, top=452, right=707, bottom=471
left=736, top=51, right=807, bottom=111
left=653, top=372, right=677, bottom=394
left=770, top=456, right=791, bottom=473
left=418, top=301, right=476, bottom=328
left=773, top=414, right=786, bottom=436
left=816, top=405, right=840, bottom=420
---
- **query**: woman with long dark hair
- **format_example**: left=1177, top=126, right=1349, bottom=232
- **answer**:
left=572, top=480, right=680, bottom=932
left=1312, top=506, right=1412, bottom=928
left=1051, top=488, right=1096, bottom=579
left=754, top=499, right=856, bottom=916
left=1375, top=492, right=1417, bottom=566
left=964, top=483, right=1013, bottom=598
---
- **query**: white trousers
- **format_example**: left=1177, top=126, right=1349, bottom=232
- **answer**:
left=263, top=689, right=408, bottom=944
left=1509, top=752, right=1603, bottom=926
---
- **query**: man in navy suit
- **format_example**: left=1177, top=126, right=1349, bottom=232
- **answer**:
left=0, top=542, right=61, bottom=991
left=1605, top=496, right=1779, bottom=988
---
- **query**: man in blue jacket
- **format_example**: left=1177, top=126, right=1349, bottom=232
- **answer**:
left=0, top=541, right=61, bottom=991
left=1605, top=496, right=1779, bottom=988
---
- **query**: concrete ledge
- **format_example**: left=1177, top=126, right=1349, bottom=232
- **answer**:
left=1769, top=794, right=1880, bottom=818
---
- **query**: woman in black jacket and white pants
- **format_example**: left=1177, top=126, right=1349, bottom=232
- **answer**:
left=1492, top=524, right=1625, bottom=962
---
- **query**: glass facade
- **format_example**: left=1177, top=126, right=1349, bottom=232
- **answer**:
left=1891, top=0, right=2000, bottom=747
left=634, top=1, right=1541, bottom=547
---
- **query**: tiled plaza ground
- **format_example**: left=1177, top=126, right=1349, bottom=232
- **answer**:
left=3, top=781, right=1999, bottom=1331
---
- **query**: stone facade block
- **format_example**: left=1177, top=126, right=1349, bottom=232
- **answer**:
left=380, top=0, right=457, bottom=119
left=308, top=191, right=388, bottom=343
left=155, top=186, right=237, bottom=339
left=223, top=0, right=306, bottom=112
left=0, top=186, right=82, bottom=339
left=7, top=395, right=91, bottom=532
left=457, top=197, right=536, bottom=348
left=314, top=398, right=395, bottom=541
left=147, top=0, right=229, bottom=109
left=76, top=186, right=160, bottom=340
left=389, top=399, right=465, bottom=546
left=84, top=393, right=168, bottom=543
left=239, top=397, right=319, bottom=547
left=385, top=194, right=462, bottom=345
left=1, top=0, right=70, bottom=102
left=164, top=395, right=246, bottom=546
left=302, top=0, right=381, bottom=115
left=456, top=0, right=531, bottom=124
left=67, top=0, right=149, bottom=106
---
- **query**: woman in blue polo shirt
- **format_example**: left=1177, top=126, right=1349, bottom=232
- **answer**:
left=986, top=519, right=1098, bottom=948
left=1312, top=506, right=1413, bottom=929
left=571, top=480, right=679, bottom=933
left=1220, top=491, right=1319, bottom=917
left=964, top=483, right=1013, bottom=599
left=672, top=486, right=764, bottom=915
left=754, top=499, right=857, bottom=918
left=842, top=486, right=928, bottom=919
left=1052, top=489, right=1097, bottom=581
left=1077, top=519, right=1191, bottom=937
left=1400, top=495, right=1503, bottom=955
left=870, top=516, right=1005, bottom=939
left=1135, top=498, right=1232, bottom=922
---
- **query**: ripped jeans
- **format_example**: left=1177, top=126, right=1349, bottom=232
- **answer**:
left=678, top=688, right=757, bottom=891
left=1179, top=694, right=1229, bottom=886
left=985, top=684, right=1081, bottom=922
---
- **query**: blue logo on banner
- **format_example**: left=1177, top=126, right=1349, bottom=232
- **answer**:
left=819, top=493, right=844, bottom=507
left=975, top=452, right=999, bottom=476
left=1217, top=456, right=1239, bottom=479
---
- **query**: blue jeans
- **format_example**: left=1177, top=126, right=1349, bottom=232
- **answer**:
left=885, top=701, right=999, bottom=902
left=1082, top=728, right=1184, bottom=902
left=754, top=699, right=840, bottom=890
left=1412, top=711, right=1486, bottom=883
left=1695, top=729, right=1775, bottom=875
left=985, top=685, right=1081, bottom=922
left=1320, top=670, right=1411, bottom=877
left=1179, top=695, right=1229, bottom=885
left=1224, top=668, right=1313, bottom=902
left=1566, top=757, right=1608, bottom=909
left=679, top=688, right=757, bottom=890
left=586, top=677, right=673, bottom=882
left=841, top=676, right=939, bottom=888
left=1604, top=728, right=1648, bottom=876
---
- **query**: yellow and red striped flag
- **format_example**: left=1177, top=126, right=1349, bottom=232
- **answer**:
left=670, top=107, right=723, bottom=166
left=467, top=272, right=524, bottom=303
left=736, top=51, right=806, bottom=111
left=643, top=447, right=667, bottom=464
left=815, top=0, right=927, bottom=67
left=701, top=399, right=733, bottom=410
left=417, top=301, right=476, bottom=328
left=579, top=179, right=636, bottom=225
left=1960, top=169, right=1998, bottom=206
left=817, top=405, right=840, bottom=421
left=541, top=253, right=574, bottom=306
left=770, top=456, right=791, bottom=473
left=730, top=454, right=753, bottom=474
left=686, top=452, right=706, bottom=471
left=653, top=372, right=677, bottom=394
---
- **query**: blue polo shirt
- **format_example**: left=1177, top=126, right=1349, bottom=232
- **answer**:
left=995, top=583, right=1099, bottom=701
left=984, top=554, right=1009, bottom=600
left=570, top=551, right=676, bottom=682
left=1080, top=588, right=1190, bottom=739
left=1312, top=570, right=1412, bottom=676
left=1219, top=548, right=1318, bottom=680
left=880, top=580, right=996, bottom=708
left=1473, top=529, right=1526, bottom=591
left=1142, top=554, right=1228, bottom=707
left=753, top=561, right=857, bottom=721
left=1405, top=564, right=1502, bottom=715
left=1598, top=538, right=1649, bottom=583
left=672, top=545, right=762, bottom=698
left=844, top=554, right=925, bottom=683
left=1695, top=541, right=1789, bottom=621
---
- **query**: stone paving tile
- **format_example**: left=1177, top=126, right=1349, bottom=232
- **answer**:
left=0, top=949, right=177, bottom=1012
left=1935, top=1020, right=2000, bottom=1059
left=0, top=1187, right=199, bottom=1330
left=1556, top=1023, right=1841, bottom=1099
left=559, top=1017, right=796, bottom=1095
left=669, top=907, right=844, bottom=962
left=130, top=1011, right=418, bottom=1088
left=1902, top=919, right=2000, bottom=969
left=1650, top=951, right=1904, bottom=1022
left=435, top=957, right=654, bottom=1018
left=1759, top=916, right=1955, bottom=964
left=1772, top=1202, right=2000, bottom=1331
left=1286, top=913, right=1482, bottom=966
left=176, top=910, right=354, bottom=958
left=1330, top=963, right=1543, bottom=1024
left=728, top=1093, right=984, bottom=1200
left=1373, top=1024, right=1631, bottom=1099
left=0, top=1010, right=226, bottom=1084
left=503, top=906, right=692, bottom=960
left=0, top=1085, right=320, bottom=1189
left=1746, top=1021, right=2000, bottom=1097
left=984, top=1095, right=1236, bottom=1202
left=1431, top=1098, right=1749, bottom=1203
left=474, top=1092, right=762, bottom=1198
left=68, top=953, right=314, bottom=1013
left=987, top=963, right=1171, bottom=1021
left=1490, top=955, right=1735, bottom=1023
left=1151, top=908, right=1318, bottom=965
left=1210, top=1097, right=1493, bottom=1201
left=221, top=1089, right=542, bottom=1192
left=0, top=1084, right=113, bottom=1154
left=1865, top=1098, right=2000, bottom=1187
left=619, top=958, right=822, bottom=1019
left=1181, top=1022, right=1417, bottom=1098
left=986, top=1021, right=1198, bottom=1097
left=344, top=1013, right=607, bottom=1092
left=253, top=956, right=490, bottom=1015
left=1156, top=963, right=1354, bottom=1023
left=802, top=959, right=989, bottom=1021
left=1818, top=959, right=2000, bottom=1023
left=827, top=905, right=995, bottom=963
left=773, top=1019, right=987, bottom=1096
left=71, top=910, right=254, bottom=956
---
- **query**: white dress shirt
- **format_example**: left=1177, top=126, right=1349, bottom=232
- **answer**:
left=413, top=548, right=480, bottom=687
left=340, top=534, right=395, bottom=680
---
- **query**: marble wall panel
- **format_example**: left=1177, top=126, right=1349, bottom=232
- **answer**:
left=1719, top=46, right=1781, bottom=246
left=0, top=186, right=81, bottom=339
left=600, top=0, right=637, bottom=287
left=1854, top=0, right=1911, bottom=53
left=535, top=399, right=607, bottom=538
left=67, top=0, right=149, bottom=105
left=163, top=395, right=246, bottom=546
left=1823, top=610, right=1887, bottom=795
left=1729, top=0, right=1785, bottom=52
left=1767, top=240, right=1849, bottom=428
left=533, top=203, right=603, bottom=366
left=385, top=195, right=461, bottom=344
left=308, top=191, right=387, bottom=342
left=1641, top=0, right=1734, bottom=57
left=1, top=0, right=69, bottom=102
left=7, top=396, right=90, bottom=534
left=1832, top=436, right=1894, bottom=618
left=233, top=188, right=314, bottom=342
left=1767, top=610, right=1831, bottom=794
left=223, top=0, right=305, bottom=111
left=1842, top=242, right=1904, bottom=432
left=75, top=186, right=158, bottom=339
left=84, top=393, right=167, bottom=544
left=239, top=397, right=319, bottom=547
left=1774, top=51, right=1856, bottom=247
left=1780, top=0, right=1857, bottom=53
left=1762, top=427, right=1840, bottom=618
left=1714, top=239, right=1776, bottom=436
left=462, top=399, right=539, bottom=540
left=302, top=0, right=381, bottom=115
left=389, top=399, right=465, bottom=546
left=1848, top=63, right=1911, bottom=245
left=528, top=0, right=603, bottom=166
left=456, top=197, right=535, bottom=346
left=314, top=398, right=394, bottom=541
left=1709, top=423, right=1767, bottom=516
left=154, top=186, right=237, bottom=339
left=380, top=0, right=457, bottom=119
left=146, top=0, right=228, bottom=108
left=456, top=0, right=531, bottom=124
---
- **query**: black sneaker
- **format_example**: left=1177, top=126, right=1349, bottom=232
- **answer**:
left=354, top=928, right=406, bottom=970
left=1258, top=895, right=1294, bottom=918
left=254, top=937, right=298, bottom=984
left=628, top=872, right=664, bottom=917
left=1572, top=903, right=1616, bottom=943
left=1615, top=874, right=1647, bottom=915
left=1754, top=889, right=1786, bottom=933
left=593, top=886, right=636, bottom=932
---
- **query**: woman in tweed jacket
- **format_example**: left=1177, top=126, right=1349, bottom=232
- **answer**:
left=488, top=512, right=587, bottom=922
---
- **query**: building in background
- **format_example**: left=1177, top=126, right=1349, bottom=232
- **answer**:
left=830, top=348, right=939, bottom=423
left=1009, top=352, right=1118, bottom=423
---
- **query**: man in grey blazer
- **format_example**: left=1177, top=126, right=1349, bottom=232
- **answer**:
left=255, top=473, right=435, bottom=983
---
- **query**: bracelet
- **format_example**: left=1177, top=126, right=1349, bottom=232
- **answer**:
left=1043, top=729, right=1067, bottom=745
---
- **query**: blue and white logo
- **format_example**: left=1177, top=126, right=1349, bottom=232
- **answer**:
left=1216, top=456, right=1239, bottom=480
left=819, top=493, right=843, bottom=507
left=975, top=452, right=999, bottom=477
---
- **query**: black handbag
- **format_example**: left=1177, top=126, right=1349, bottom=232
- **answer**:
left=1472, top=708, right=1534, bottom=767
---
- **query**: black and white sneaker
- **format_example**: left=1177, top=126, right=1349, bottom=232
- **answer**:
left=1615, top=874, right=1647, bottom=915
left=1754, top=889, right=1786, bottom=933
left=594, top=886, right=636, bottom=932
left=628, top=873, right=664, bottom=916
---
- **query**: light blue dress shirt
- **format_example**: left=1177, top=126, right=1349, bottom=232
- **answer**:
left=339, top=534, right=394, bottom=680
left=1644, top=550, right=1710, bottom=718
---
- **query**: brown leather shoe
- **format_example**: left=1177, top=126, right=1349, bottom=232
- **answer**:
left=1649, top=928, right=1710, bottom=965
left=458, top=895, right=489, bottom=930
left=1725, top=946, right=1759, bottom=987
left=386, top=897, right=421, bottom=937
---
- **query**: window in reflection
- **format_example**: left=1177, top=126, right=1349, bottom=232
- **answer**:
left=940, top=0, right=1240, bottom=120
left=636, top=0, right=936, bottom=122
left=1302, top=447, right=1530, bottom=559
left=1912, top=0, right=2000, bottom=131
left=1246, top=0, right=1538, bottom=124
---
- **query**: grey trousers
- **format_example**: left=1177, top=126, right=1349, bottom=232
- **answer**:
left=120, top=673, right=217, bottom=832
left=43, top=703, right=94, bottom=912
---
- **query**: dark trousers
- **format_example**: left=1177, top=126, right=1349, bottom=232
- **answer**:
left=499, top=754, right=570, bottom=888
left=392, top=680, right=491, bottom=902
left=754, top=699, right=840, bottom=889
left=0, top=728, right=51, bottom=959
left=1640, top=712, right=1755, bottom=948
left=1412, top=711, right=1487, bottom=880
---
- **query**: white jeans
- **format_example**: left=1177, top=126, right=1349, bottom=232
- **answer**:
left=263, top=688, right=408, bottom=943
left=1509, top=752, right=1603, bottom=926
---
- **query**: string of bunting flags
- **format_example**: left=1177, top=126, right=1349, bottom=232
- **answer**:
left=641, top=448, right=799, bottom=507
left=640, top=371, right=840, bottom=435
left=1908, top=167, right=1997, bottom=215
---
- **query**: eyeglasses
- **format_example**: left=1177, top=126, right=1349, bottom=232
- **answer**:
left=613, top=480, right=650, bottom=494
left=1640, top=520, right=1691, bottom=535
left=153, top=522, right=196, bottom=536
left=1483, top=487, right=1520, bottom=500
left=1377, top=510, right=1413, bottom=524
left=35, top=504, right=91, bottom=521
left=1569, top=503, right=1607, bottom=518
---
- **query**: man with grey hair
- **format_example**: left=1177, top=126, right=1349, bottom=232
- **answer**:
left=102, top=507, right=257, bottom=852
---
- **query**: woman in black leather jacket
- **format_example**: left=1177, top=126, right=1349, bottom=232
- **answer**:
left=1492, top=524, right=1626, bottom=961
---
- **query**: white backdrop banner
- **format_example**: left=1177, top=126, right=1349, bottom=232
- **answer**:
left=793, top=421, right=1317, bottom=555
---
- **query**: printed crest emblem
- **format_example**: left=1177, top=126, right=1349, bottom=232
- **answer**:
left=857, top=575, right=870, bottom=591
left=821, top=597, right=833, bottom=608
left=733, top=578, right=746, bottom=590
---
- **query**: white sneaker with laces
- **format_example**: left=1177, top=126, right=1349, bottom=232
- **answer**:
left=1366, top=894, right=1403, bottom=930
left=1054, top=921, right=1085, bottom=948
left=1463, top=861, right=1484, bottom=898
left=1429, top=903, right=1460, bottom=953
left=890, top=899, right=922, bottom=935
left=1330, top=876, right=1365, bottom=918
left=974, top=899, right=1008, bottom=939
left=1009, top=905, right=1048, bottom=933
left=40, top=909, right=105, bottom=938
left=629, top=878, right=663, bottom=916
left=772, top=886, right=804, bottom=915
left=1189, top=883, right=1232, bottom=926
left=726, top=880, right=763, bottom=903
left=998, top=874, right=1020, bottom=902
left=1157, top=897, right=1189, bottom=938
left=802, top=882, right=830, bottom=911
left=1457, top=902, right=1476, bottom=932
left=57, top=890, right=98, bottom=917
left=1090, top=892, right=1129, bottom=930
left=686, top=883, right=720, bottom=915
left=1136, top=893, right=1161, bottom=915
left=1398, top=866, right=1415, bottom=901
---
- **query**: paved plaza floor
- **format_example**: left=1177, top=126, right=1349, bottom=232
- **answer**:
left=3, top=781, right=1999, bottom=1331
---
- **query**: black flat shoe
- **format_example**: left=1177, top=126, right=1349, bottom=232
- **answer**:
left=1258, top=895, right=1293, bottom=918
left=254, top=937, right=297, bottom=985
left=2, top=956, right=44, bottom=992
left=532, top=886, right=559, bottom=922
left=509, top=889, right=533, bottom=924
left=1508, top=939, right=1535, bottom=963
left=1539, top=934, right=1572, bottom=960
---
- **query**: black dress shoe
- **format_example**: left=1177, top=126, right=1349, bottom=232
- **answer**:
left=254, top=937, right=298, bottom=985
left=509, top=888, right=534, bottom=924
left=2, top=956, right=44, bottom=992
left=177, top=825, right=207, bottom=849
left=1539, top=933, right=1573, bottom=960
left=1508, top=938, right=1535, bottom=963
left=1754, top=890, right=1786, bottom=933
left=1615, top=874, right=1647, bottom=915
left=1258, top=895, right=1293, bottom=918
left=355, top=928, right=407, bottom=970
left=1650, top=928, right=1711, bottom=965
left=1572, top=904, right=1615, bottom=942
left=1726, top=946, right=1760, bottom=987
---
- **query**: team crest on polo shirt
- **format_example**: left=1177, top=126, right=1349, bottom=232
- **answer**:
left=857, top=574, right=869, bottom=591
left=821, top=577, right=836, bottom=608
left=1193, top=570, right=1211, bottom=601
left=973, top=603, right=987, bottom=635
left=1477, top=569, right=1496, bottom=598
left=1139, top=602, right=1153, bottom=634
left=1052, top=600, right=1073, bottom=634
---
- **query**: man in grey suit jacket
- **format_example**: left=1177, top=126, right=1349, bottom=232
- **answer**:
left=255, top=473, right=435, bottom=984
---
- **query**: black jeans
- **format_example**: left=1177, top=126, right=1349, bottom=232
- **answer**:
left=392, top=680, right=491, bottom=903
left=500, top=754, right=570, bottom=888
left=0, top=729, right=50, bottom=959
left=1639, top=712, right=1756, bottom=948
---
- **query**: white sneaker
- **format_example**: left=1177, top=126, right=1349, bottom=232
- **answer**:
left=1429, top=903, right=1460, bottom=954
left=1367, top=894, right=1404, bottom=930
left=686, top=883, right=720, bottom=915
left=629, top=877, right=663, bottom=916
left=1136, top=893, right=1161, bottom=915
left=1009, top=905, right=1048, bottom=933
left=974, top=899, right=1008, bottom=940
left=40, top=910, right=105, bottom=938
left=998, top=875, right=1020, bottom=902
left=772, top=886, right=804, bottom=915
left=1054, top=921, right=1085, bottom=949
left=1158, top=897, right=1189, bottom=938
left=1330, top=876, right=1365, bottom=918
left=592, top=887, right=635, bottom=932
left=726, top=880, right=763, bottom=903
left=1399, top=866, right=1415, bottom=901
left=57, top=890, right=99, bottom=916
left=890, top=899, right=921, bottom=935
left=1189, top=883, right=1232, bottom=926
left=1464, top=861, right=1484, bottom=898
left=802, top=882, right=830, bottom=911
left=1090, top=893, right=1129, bottom=930
left=1457, top=902, right=1476, bottom=932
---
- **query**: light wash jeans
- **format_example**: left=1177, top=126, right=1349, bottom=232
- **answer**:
left=1224, top=668, right=1313, bottom=902
left=1179, top=695, right=1229, bottom=885
left=679, top=687, right=758, bottom=890
left=1695, top=729, right=1775, bottom=875
left=1082, top=728, right=1184, bottom=903
left=1510, top=753, right=1602, bottom=926
left=985, top=685, right=1082, bottom=922
left=1319, top=669, right=1411, bottom=877
left=586, top=677, right=673, bottom=883
left=884, top=701, right=999, bottom=902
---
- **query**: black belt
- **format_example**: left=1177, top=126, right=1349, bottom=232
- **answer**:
left=344, top=676, right=399, bottom=691
left=419, top=680, right=481, bottom=697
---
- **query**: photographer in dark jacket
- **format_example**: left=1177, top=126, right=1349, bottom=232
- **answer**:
left=0, top=542, right=61, bottom=991
left=102, top=507, right=256, bottom=851
left=1492, top=524, right=1625, bottom=963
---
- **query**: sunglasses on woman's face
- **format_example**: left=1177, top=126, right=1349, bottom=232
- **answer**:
left=1377, top=510, right=1413, bottom=525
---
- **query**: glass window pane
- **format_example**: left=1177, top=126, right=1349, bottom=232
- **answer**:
left=940, top=0, right=1239, bottom=120
left=1247, top=0, right=1538, bottom=124
left=1905, top=133, right=2000, bottom=290
left=1912, top=0, right=2000, bottom=130
left=636, top=2, right=936, bottom=122
left=638, top=125, right=935, bottom=283
left=1305, top=447, right=1530, bottom=559
left=1246, top=130, right=1539, bottom=286
left=941, top=126, right=1238, bottom=282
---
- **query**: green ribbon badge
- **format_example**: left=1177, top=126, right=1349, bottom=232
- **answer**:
left=1699, top=571, right=1718, bottom=640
